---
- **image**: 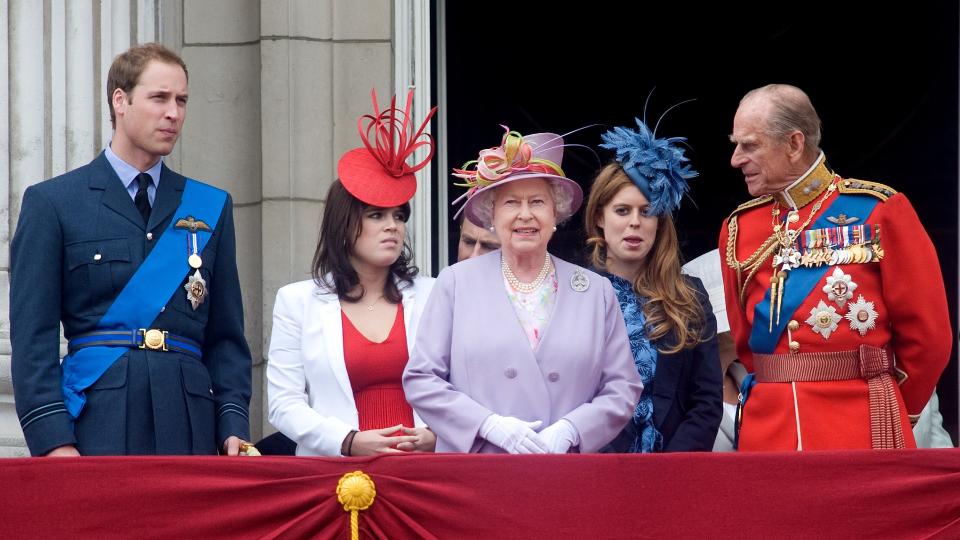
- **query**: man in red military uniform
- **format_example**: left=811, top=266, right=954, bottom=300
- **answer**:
left=721, top=84, right=951, bottom=450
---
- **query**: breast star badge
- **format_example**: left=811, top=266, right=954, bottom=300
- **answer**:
left=184, top=270, right=207, bottom=310
left=823, top=267, right=857, bottom=308
left=845, top=294, right=878, bottom=336
left=806, top=300, right=842, bottom=340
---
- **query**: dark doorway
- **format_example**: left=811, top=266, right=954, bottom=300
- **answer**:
left=438, top=2, right=959, bottom=443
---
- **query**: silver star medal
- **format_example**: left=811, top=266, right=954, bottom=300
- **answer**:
left=570, top=269, right=589, bottom=292
left=806, top=299, right=842, bottom=340
left=822, top=267, right=857, bottom=308
left=773, top=246, right=801, bottom=272
left=184, top=270, right=207, bottom=310
left=845, top=294, right=878, bottom=336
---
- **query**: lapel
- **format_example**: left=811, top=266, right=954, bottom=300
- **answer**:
left=532, top=256, right=571, bottom=362
left=400, top=280, right=418, bottom=354
left=481, top=251, right=540, bottom=363
left=88, top=152, right=146, bottom=230
left=147, top=164, right=187, bottom=232
left=312, top=284, right=355, bottom=408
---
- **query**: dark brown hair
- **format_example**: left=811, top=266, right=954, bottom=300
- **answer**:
left=311, top=180, right=418, bottom=303
left=107, top=43, right=188, bottom=128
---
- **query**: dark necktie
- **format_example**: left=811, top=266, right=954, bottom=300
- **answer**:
left=134, top=172, right=152, bottom=224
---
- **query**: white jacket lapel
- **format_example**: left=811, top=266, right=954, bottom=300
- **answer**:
left=312, top=288, right=356, bottom=409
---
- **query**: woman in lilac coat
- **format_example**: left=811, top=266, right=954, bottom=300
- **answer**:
left=403, top=129, right=643, bottom=454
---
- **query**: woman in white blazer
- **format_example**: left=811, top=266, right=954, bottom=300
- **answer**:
left=267, top=90, right=437, bottom=456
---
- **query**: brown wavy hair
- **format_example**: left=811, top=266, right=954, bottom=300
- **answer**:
left=584, top=162, right=706, bottom=354
left=311, top=180, right=418, bottom=304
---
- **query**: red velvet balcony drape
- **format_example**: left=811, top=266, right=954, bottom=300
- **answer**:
left=1, top=450, right=958, bottom=539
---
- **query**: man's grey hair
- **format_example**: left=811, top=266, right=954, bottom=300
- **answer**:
left=742, top=84, right=822, bottom=154
left=471, top=178, right=575, bottom=229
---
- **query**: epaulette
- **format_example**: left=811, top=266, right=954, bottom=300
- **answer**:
left=838, top=178, right=897, bottom=201
left=727, top=195, right=773, bottom=218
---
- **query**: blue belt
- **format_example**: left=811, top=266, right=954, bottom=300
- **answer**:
left=68, top=329, right=202, bottom=360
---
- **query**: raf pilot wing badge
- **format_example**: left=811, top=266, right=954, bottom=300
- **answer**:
left=175, top=215, right=213, bottom=269
left=826, top=213, right=859, bottom=225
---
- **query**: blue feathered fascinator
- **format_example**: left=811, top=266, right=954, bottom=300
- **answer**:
left=599, top=117, right=698, bottom=216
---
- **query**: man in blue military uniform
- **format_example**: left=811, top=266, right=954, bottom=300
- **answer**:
left=10, top=43, right=252, bottom=456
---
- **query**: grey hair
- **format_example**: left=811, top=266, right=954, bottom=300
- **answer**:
left=471, top=178, right=575, bottom=229
left=742, top=84, right=822, bottom=155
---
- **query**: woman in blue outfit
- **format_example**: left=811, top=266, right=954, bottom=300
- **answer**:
left=584, top=118, right=722, bottom=452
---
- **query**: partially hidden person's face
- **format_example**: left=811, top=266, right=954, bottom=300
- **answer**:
left=598, top=184, right=659, bottom=270
left=457, top=218, right=501, bottom=261
left=351, top=205, right=407, bottom=270
left=491, top=178, right=557, bottom=257
left=113, top=60, right=188, bottom=164
left=729, top=98, right=796, bottom=197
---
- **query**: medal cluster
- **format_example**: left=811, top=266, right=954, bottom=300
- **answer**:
left=767, top=177, right=839, bottom=331
left=795, top=223, right=884, bottom=268
left=176, top=215, right=212, bottom=310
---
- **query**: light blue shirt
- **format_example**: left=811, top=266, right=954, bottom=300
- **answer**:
left=104, top=144, right=161, bottom=206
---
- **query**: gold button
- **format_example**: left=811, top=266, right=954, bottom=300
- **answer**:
left=788, top=320, right=800, bottom=331
left=787, top=213, right=799, bottom=223
left=789, top=341, right=800, bottom=353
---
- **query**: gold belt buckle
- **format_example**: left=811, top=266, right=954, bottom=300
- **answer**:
left=139, top=328, right=169, bottom=351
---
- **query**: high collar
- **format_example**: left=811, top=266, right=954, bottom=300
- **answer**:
left=772, top=152, right=834, bottom=209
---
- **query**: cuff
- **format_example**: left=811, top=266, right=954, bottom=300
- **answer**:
left=20, top=402, right=76, bottom=456
left=217, top=403, right=251, bottom=448
left=559, top=418, right=581, bottom=446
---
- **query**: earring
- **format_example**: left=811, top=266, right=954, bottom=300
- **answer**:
left=552, top=226, right=557, bottom=232
left=488, top=226, right=495, bottom=233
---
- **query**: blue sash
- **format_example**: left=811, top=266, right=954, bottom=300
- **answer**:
left=748, top=194, right=879, bottom=353
left=60, top=179, right=227, bottom=418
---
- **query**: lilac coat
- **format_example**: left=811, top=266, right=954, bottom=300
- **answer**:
left=402, top=251, right=643, bottom=453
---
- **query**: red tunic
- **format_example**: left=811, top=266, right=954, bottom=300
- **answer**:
left=342, top=305, right=415, bottom=431
left=719, top=157, right=951, bottom=451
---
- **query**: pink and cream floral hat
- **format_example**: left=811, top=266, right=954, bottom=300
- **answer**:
left=452, top=127, right=583, bottom=228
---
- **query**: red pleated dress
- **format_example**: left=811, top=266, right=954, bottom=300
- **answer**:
left=341, top=305, right=415, bottom=432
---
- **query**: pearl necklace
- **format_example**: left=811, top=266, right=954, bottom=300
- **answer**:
left=502, top=253, right=552, bottom=293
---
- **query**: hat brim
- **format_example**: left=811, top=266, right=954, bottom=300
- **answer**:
left=338, top=148, right=417, bottom=207
left=454, top=173, right=584, bottom=229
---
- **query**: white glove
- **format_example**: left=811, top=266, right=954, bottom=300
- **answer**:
left=479, top=414, right=548, bottom=454
left=538, top=419, right=580, bottom=454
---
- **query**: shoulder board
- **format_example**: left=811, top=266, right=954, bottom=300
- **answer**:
left=727, top=195, right=773, bottom=218
left=838, top=178, right=897, bottom=201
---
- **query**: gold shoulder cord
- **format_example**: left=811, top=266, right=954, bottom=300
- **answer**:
left=725, top=215, right=779, bottom=307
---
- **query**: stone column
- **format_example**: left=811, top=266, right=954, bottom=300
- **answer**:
left=1, top=0, right=161, bottom=456
left=167, top=0, right=265, bottom=440
left=258, top=0, right=391, bottom=437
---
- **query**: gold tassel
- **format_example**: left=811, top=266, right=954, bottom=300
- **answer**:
left=337, top=471, right=377, bottom=540
left=775, top=270, right=787, bottom=326
left=769, top=274, right=779, bottom=332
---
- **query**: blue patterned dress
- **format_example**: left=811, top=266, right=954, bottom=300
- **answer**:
left=604, top=272, right=663, bottom=453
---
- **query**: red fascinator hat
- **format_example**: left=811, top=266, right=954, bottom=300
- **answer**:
left=337, top=89, right=438, bottom=207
